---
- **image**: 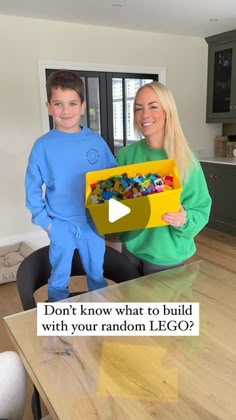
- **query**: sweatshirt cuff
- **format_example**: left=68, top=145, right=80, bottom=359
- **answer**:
left=32, top=214, right=52, bottom=230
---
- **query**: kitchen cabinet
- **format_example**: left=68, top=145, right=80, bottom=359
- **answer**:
left=201, top=162, right=236, bottom=235
left=205, top=29, right=236, bottom=123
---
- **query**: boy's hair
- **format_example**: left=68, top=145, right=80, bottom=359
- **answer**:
left=46, top=70, right=85, bottom=103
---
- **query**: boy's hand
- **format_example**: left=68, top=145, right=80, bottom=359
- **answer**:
left=162, top=205, right=186, bottom=227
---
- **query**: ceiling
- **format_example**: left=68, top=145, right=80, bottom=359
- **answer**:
left=0, top=0, right=236, bottom=38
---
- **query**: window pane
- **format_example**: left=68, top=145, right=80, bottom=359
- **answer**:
left=213, top=48, right=232, bottom=113
left=112, top=78, right=124, bottom=148
left=88, top=77, right=101, bottom=133
left=79, top=77, right=101, bottom=133
left=112, top=78, right=153, bottom=150
left=79, top=76, right=87, bottom=127
left=125, top=79, right=153, bottom=144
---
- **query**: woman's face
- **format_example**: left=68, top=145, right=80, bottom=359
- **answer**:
left=134, top=86, right=166, bottom=141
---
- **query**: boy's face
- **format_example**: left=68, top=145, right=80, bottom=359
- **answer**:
left=46, top=88, right=86, bottom=133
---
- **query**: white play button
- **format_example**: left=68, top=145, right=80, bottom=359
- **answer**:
left=108, top=198, right=131, bottom=223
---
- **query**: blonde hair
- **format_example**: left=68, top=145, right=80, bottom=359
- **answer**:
left=134, top=81, right=196, bottom=181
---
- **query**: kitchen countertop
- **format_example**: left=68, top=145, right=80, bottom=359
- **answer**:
left=200, top=157, right=236, bottom=165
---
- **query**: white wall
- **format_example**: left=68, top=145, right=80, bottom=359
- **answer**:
left=0, top=15, right=221, bottom=239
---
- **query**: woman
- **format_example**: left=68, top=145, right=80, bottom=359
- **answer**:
left=117, top=81, right=211, bottom=275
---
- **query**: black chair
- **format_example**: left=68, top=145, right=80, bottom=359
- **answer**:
left=16, top=244, right=139, bottom=419
left=17, top=245, right=140, bottom=310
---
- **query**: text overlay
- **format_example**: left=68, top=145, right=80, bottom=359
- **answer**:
left=37, top=302, right=199, bottom=336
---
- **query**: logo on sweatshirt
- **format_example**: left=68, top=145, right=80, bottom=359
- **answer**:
left=86, top=148, right=99, bottom=164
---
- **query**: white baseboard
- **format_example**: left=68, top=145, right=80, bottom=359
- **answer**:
left=0, top=232, right=122, bottom=252
left=0, top=230, right=49, bottom=250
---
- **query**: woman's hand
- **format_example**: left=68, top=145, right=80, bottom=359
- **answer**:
left=162, top=205, right=187, bottom=227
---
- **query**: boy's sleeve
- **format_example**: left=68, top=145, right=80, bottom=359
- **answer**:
left=173, top=160, right=212, bottom=238
left=25, top=146, right=52, bottom=230
left=104, top=142, right=118, bottom=168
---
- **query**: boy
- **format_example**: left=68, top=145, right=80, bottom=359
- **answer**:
left=25, top=70, right=117, bottom=301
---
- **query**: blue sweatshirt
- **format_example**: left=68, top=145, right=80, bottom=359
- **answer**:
left=25, top=128, right=117, bottom=229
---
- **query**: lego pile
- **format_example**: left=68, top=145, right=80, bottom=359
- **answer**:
left=90, top=172, right=174, bottom=204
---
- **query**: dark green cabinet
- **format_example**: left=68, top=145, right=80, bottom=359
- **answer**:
left=205, top=30, right=236, bottom=123
left=201, top=162, right=236, bottom=235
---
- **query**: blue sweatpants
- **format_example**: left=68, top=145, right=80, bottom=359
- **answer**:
left=47, top=219, right=106, bottom=302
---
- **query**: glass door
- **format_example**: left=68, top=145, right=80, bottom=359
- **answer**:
left=107, top=74, right=158, bottom=155
left=80, top=77, right=101, bottom=134
left=45, top=69, right=158, bottom=154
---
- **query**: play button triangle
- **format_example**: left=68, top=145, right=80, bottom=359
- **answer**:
left=108, top=198, right=131, bottom=223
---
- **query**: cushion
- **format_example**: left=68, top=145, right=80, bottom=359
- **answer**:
left=0, top=242, right=33, bottom=285
left=0, top=351, right=27, bottom=420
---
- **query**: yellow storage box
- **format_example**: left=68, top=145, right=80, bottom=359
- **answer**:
left=85, top=159, right=182, bottom=235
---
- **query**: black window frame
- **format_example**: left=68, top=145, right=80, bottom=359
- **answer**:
left=45, top=69, right=159, bottom=154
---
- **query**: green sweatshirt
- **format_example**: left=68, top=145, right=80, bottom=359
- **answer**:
left=117, top=139, right=212, bottom=265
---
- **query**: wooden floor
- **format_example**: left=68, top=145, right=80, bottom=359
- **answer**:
left=0, top=227, right=236, bottom=419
